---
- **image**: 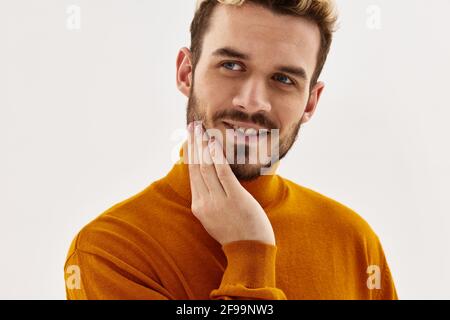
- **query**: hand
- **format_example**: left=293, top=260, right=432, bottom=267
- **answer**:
left=186, top=121, right=276, bottom=246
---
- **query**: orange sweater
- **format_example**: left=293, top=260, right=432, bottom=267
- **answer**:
left=64, top=149, right=398, bottom=300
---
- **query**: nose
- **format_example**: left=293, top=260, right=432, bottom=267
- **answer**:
left=232, top=78, right=272, bottom=113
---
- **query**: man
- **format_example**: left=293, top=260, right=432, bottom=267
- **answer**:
left=64, top=0, right=398, bottom=299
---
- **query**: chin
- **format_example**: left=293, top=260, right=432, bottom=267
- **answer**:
left=229, top=163, right=262, bottom=181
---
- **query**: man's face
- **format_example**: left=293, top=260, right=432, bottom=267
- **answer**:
left=178, top=2, right=324, bottom=180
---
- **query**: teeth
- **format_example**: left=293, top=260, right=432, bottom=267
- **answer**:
left=235, top=126, right=246, bottom=134
left=245, top=128, right=258, bottom=136
left=231, top=125, right=269, bottom=136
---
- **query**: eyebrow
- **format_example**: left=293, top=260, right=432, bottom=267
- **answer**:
left=211, top=46, right=308, bottom=82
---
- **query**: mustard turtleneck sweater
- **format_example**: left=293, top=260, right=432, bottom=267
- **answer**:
left=64, top=147, right=398, bottom=300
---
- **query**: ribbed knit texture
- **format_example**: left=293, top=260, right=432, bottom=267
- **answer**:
left=64, top=149, right=398, bottom=300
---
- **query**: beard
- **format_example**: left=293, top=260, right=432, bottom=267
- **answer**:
left=186, top=88, right=304, bottom=181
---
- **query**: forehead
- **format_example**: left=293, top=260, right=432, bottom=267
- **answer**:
left=201, top=3, right=321, bottom=77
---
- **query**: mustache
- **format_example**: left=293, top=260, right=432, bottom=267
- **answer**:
left=212, top=109, right=278, bottom=130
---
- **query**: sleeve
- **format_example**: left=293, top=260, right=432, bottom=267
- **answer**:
left=371, top=252, right=399, bottom=300
left=209, top=240, right=287, bottom=300
left=64, top=249, right=172, bottom=300
left=366, top=235, right=399, bottom=300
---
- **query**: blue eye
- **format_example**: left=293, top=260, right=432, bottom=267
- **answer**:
left=222, top=62, right=243, bottom=71
left=274, top=74, right=294, bottom=85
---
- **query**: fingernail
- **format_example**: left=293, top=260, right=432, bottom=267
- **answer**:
left=195, top=122, right=202, bottom=134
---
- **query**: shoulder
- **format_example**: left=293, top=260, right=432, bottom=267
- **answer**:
left=279, top=177, right=398, bottom=299
left=280, top=177, right=395, bottom=279
left=281, top=177, right=380, bottom=244
left=65, top=179, right=168, bottom=264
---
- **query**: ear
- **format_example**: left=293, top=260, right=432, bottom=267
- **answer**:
left=300, top=81, right=325, bottom=124
left=176, top=47, right=193, bottom=98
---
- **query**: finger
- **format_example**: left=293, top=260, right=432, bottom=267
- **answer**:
left=187, top=121, right=208, bottom=200
left=208, top=135, right=241, bottom=196
left=195, top=122, right=226, bottom=195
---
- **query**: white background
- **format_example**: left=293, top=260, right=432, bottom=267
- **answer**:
left=1, top=0, right=449, bottom=299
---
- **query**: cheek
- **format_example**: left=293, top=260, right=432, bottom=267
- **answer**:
left=191, top=92, right=222, bottom=128
left=275, top=99, right=305, bottom=133
left=200, top=70, right=235, bottom=99
left=196, top=73, right=235, bottom=116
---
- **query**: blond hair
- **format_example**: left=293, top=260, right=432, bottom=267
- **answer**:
left=191, top=0, right=338, bottom=90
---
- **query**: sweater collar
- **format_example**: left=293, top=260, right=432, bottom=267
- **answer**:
left=163, top=141, right=285, bottom=209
